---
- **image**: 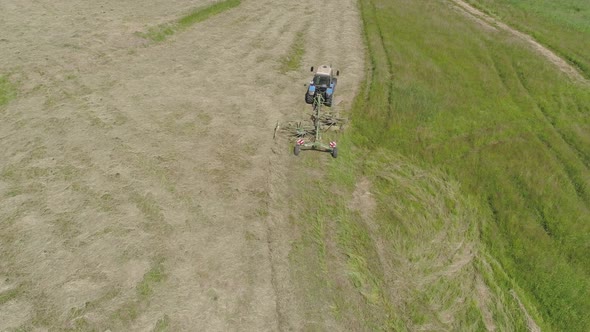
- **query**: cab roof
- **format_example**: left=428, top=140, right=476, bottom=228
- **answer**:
left=315, top=65, right=332, bottom=76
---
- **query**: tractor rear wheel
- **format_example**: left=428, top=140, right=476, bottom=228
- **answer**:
left=325, top=97, right=333, bottom=107
left=305, top=93, right=314, bottom=104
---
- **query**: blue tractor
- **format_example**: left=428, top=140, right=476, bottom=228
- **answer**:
left=305, top=65, right=339, bottom=107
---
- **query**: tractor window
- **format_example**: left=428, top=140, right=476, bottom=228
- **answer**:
left=313, top=75, right=330, bottom=86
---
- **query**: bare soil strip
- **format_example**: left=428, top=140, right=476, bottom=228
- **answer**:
left=450, top=0, right=588, bottom=83
left=510, top=290, right=541, bottom=332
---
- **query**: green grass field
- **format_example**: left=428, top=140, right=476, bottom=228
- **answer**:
left=290, top=0, right=590, bottom=330
left=467, top=0, right=590, bottom=78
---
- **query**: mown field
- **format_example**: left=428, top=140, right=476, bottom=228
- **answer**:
left=289, top=0, right=590, bottom=330
left=467, top=0, right=590, bottom=78
left=0, top=0, right=366, bottom=330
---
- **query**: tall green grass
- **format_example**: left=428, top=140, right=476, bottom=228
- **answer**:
left=289, top=138, right=530, bottom=330
left=141, top=0, right=241, bottom=42
left=467, top=0, right=590, bottom=78
left=289, top=0, right=589, bottom=330
left=350, top=0, right=590, bottom=330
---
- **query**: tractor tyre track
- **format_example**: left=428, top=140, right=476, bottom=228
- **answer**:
left=449, top=0, right=588, bottom=84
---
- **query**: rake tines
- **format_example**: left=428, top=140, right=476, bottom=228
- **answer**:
left=277, top=121, right=315, bottom=139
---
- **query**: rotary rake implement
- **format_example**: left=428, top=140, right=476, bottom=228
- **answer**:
left=295, top=93, right=338, bottom=158
left=273, top=65, right=347, bottom=158
left=274, top=93, right=346, bottom=158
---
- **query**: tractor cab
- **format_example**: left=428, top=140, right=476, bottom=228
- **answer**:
left=305, top=64, right=339, bottom=107
left=313, top=74, right=331, bottom=87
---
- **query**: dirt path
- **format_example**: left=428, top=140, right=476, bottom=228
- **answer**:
left=450, top=0, right=588, bottom=84
left=0, top=0, right=364, bottom=330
